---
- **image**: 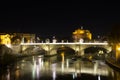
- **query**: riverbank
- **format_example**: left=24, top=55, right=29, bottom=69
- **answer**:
left=106, top=58, right=120, bottom=71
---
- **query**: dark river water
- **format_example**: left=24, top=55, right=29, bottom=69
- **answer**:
left=0, top=53, right=120, bottom=80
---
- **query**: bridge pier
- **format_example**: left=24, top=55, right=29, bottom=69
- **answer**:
left=44, top=44, right=57, bottom=56
left=45, top=45, right=50, bottom=56
left=74, top=45, right=84, bottom=56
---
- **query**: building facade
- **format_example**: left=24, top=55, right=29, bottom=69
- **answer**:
left=21, top=33, right=36, bottom=43
left=0, top=33, right=11, bottom=45
left=72, top=28, right=92, bottom=42
left=0, top=33, right=36, bottom=45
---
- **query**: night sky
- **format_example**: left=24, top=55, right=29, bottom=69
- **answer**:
left=0, top=2, right=120, bottom=38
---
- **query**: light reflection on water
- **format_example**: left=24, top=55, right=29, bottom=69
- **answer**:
left=0, top=54, right=120, bottom=80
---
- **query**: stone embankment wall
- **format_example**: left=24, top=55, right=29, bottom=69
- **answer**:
left=0, top=44, right=17, bottom=65
left=10, top=45, right=22, bottom=54
left=0, top=44, right=13, bottom=56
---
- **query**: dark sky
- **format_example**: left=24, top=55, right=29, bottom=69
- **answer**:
left=0, top=2, right=120, bottom=38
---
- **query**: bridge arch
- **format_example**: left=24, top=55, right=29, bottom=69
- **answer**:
left=53, top=46, right=75, bottom=54
left=84, top=46, right=110, bottom=54
left=21, top=45, right=46, bottom=55
left=43, top=45, right=76, bottom=56
left=83, top=45, right=112, bottom=53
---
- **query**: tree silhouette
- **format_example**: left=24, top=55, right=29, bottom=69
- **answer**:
left=11, top=34, right=22, bottom=44
left=108, top=24, right=120, bottom=44
left=107, top=24, right=120, bottom=61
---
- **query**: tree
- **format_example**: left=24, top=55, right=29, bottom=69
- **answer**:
left=11, top=34, right=22, bottom=45
left=107, top=24, right=120, bottom=62
left=108, top=24, right=120, bottom=44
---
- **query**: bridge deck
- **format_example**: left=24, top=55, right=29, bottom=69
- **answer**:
left=20, top=42, right=108, bottom=45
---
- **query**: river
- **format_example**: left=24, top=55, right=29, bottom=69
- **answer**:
left=0, top=53, right=120, bottom=80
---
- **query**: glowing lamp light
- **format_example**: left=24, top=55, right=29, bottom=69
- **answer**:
left=117, top=47, right=120, bottom=51
left=116, top=44, right=120, bottom=51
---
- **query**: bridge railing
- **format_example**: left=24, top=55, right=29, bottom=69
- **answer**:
left=20, top=42, right=108, bottom=45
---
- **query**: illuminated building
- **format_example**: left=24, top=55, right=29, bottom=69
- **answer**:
left=0, top=33, right=36, bottom=45
left=11, top=33, right=36, bottom=43
left=72, top=27, right=92, bottom=42
left=21, top=33, right=36, bottom=43
left=0, top=33, right=11, bottom=45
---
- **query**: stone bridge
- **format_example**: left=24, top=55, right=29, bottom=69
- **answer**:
left=20, top=42, right=112, bottom=56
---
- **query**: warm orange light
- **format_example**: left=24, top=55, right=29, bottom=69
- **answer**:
left=72, top=28, right=92, bottom=42
left=73, top=29, right=84, bottom=34
left=118, top=47, right=120, bottom=51
left=0, top=34, right=11, bottom=44
left=115, top=44, right=120, bottom=62
left=61, top=52, right=64, bottom=62
left=116, top=44, right=120, bottom=51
